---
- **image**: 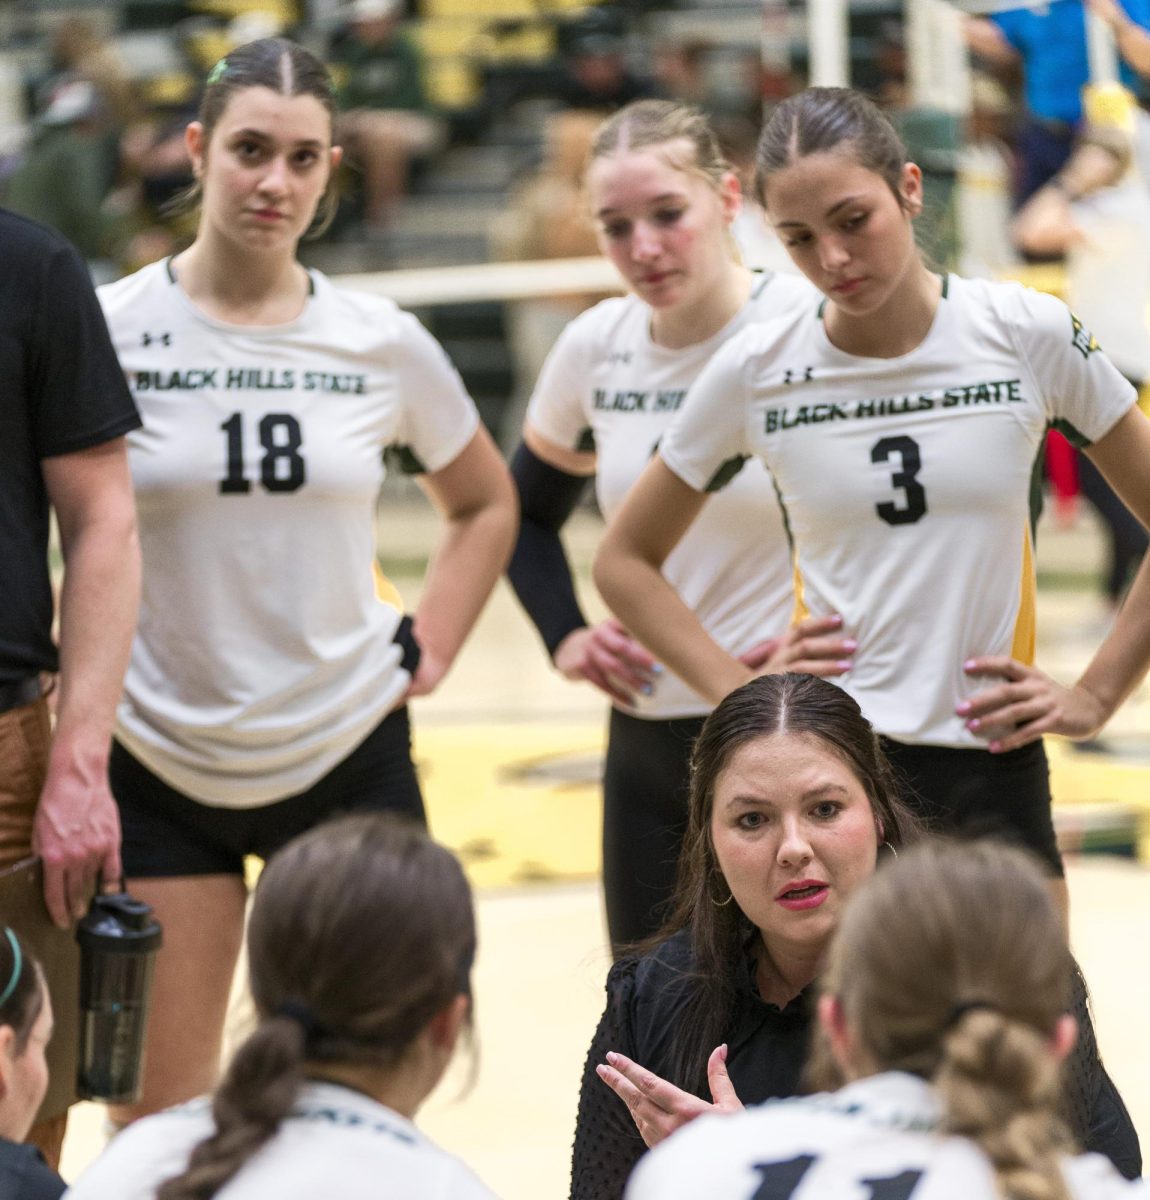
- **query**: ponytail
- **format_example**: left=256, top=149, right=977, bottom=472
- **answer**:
left=936, top=1008, right=1072, bottom=1200
left=157, top=814, right=475, bottom=1198
left=817, top=841, right=1077, bottom=1200
left=157, top=1016, right=306, bottom=1200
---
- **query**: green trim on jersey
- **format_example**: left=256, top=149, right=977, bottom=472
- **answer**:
left=703, top=454, right=749, bottom=493
left=1049, top=416, right=1091, bottom=449
left=384, top=444, right=427, bottom=475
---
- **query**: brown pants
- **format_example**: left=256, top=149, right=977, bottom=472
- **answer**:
left=0, top=696, right=71, bottom=1168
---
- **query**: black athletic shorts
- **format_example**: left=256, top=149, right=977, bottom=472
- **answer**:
left=110, top=704, right=425, bottom=878
left=879, top=736, right=1063, bottom=876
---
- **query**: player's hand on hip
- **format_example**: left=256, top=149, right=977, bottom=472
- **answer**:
left=34, top=757, right=122, bottom=928
left=404, top=646, right=452, bottom=700
left=553, top=619, right=658, bottom=707
left=596, top=1044, right=742, bottom=1149
left=756, top=613, right=856, bottom=679
left=959, top=656, right=1109, bottom=752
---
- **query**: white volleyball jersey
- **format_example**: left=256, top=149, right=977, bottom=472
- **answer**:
left=98, top=261, right=478, bottom=806
left=626, top=1072, right=1147, bottom=1200
left=528, top=271, right=815, bottom=718
left=661, top=276, right=1136, bottom=746
left=64, top=1081, right=498, bottom=1200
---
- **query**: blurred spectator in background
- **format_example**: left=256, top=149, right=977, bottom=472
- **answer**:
left=331, top=0, right=445, bottom=237
left=4, top=80, right=124, bottom=271
left=956, top=73, right=1019, bottom=278
left=652, top=38, right=710, bottom=109
left=554, top=8, right=656, bottom=113
left=966, top=0, right=1150, bottom=204
left=490, top=109, right=606, bottom=449
left=1014, top=117, right=1150, bottom=608
left=46, top=17, right=135, bottom=133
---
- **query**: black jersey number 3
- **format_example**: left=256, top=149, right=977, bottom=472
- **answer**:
left=871, top=435, right=927, bottom=525
left=752, top=1155, right=923, bottom=1199
left=219, top=413, right=306, bottom=494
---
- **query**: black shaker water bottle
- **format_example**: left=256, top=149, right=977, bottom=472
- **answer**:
left=75, top=892, right=163, bottom=1103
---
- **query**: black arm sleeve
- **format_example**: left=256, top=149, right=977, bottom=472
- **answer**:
left=1065, top=959, right=1142, bottom=1179
left=507, top=442, right=592, bottom=658
left=570, top=960, right=649, bottom=1200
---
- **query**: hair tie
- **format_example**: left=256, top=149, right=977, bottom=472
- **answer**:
left=0, top=928, right=23, bottom=1007
left=274, top=998, right=327, bottom=1042
left=946, top=999, right=997, bottom=1030
left=205, top=58, right=229, bottom=86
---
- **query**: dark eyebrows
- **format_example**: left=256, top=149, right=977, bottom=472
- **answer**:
left=720, top=781, right=851, bottom=810
left=773, top=193, right=867, bottom=229
left=595, top=191, right=688, bottom=220
left=229, top=127, right=325, bottom=150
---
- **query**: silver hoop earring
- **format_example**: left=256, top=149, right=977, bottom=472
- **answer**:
left=882, top=840, right=899, bottom=859
left=709, top=870, right=736, bottom=907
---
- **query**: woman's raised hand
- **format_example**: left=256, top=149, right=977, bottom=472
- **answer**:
left=595, top=1045, right=743, bottom=1149
left=553, top=618, right=659, bottom=706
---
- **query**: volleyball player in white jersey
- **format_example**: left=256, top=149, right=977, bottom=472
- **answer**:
left=96, top=38, right=515, bottom=1122
left=506, top=100, right=849, bottom=952
left=594, top=87, right=1150, bottom=917
left=627, top=840, right=1148, bottom=1200
left=67, top=816, right=495, bottom=1200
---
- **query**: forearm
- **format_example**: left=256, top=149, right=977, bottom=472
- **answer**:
left=507, top=516, right=588, bottom=657
left=1073, top=551, right=1150, bottom=719
left=593, top=544, right=749, bottom=706
left=506, top=442, right=591, bottom=657
left=51, top=505, right=141, bottom=778
left=1115, top=14, right=1150, bottom=76
left=414, top=497, right=516, bottom=670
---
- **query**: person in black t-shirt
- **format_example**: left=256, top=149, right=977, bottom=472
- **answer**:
left=0, top=208, right=141, bottom=1163
left=0, top=927, right=65, bottom=1200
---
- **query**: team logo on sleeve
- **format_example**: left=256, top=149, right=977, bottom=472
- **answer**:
left=1069, top=313, right=1100, bottom=359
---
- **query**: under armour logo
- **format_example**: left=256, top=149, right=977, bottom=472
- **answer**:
left=142, top=332, right=172, bottom=347
left=783, top=367, right=814, bottom=384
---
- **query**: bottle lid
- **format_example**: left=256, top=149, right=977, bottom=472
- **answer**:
left=75, top=893, right=163, bottom=954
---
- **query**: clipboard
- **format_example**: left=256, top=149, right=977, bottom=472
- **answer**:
left=0, top=857, right=79, bottom=1121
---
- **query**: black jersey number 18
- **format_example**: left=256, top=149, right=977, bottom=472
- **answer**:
left=871, top=435, right=927, bottom=525
left=220, top=412, right=306, bottom=494
left=751, top=1155, right=923, bottom=1199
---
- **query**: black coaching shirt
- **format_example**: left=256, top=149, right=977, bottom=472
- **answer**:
left=0, top=209, right=140, bottom=685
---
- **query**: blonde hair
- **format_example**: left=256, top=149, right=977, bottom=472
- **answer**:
left=590, top=98, right=731, bottom=189
left=813, top=840, right=1074, bottom=1200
